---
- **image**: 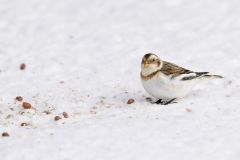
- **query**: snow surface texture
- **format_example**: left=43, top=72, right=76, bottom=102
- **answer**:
left=0, top=0, right=240, bottom=160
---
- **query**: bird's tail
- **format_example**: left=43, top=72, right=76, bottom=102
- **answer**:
left=196, top=72, right=224, bottom=79
left=203, top=74, right=224, bottom=79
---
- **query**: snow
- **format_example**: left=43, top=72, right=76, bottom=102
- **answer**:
left=0, top=0, right=240, bottom=159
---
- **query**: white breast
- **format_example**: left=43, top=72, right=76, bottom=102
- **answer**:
left=141, top=73, right=197, bottom=100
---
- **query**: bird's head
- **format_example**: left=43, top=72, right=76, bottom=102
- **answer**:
left=141, top=53, right=162, bottom=75
left=142, top=53, right=162, bottom=70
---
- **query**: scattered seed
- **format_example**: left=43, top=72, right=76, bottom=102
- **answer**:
left=15, top=96, right=23, bottom=102
left=63, top=112, right=68, bottom=118
left=20, top=63, right=26, bottom=70
left=127, top=98, right=135, bottom=104
left=2, top=132, right=9, bottom=137
left=21, top=123, right=29, bottom=127
left=22, top=102, right=32, bottom=109
left=54, top=116, right=62, bottom=121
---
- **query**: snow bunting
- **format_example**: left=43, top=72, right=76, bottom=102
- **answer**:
left=141, top=53, right=223, bottom=105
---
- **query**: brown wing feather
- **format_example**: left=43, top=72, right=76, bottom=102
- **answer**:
left=161, top=61, right=193, bottom=78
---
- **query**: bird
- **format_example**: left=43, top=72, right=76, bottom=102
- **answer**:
left=140, top=53, right=223, bottom=105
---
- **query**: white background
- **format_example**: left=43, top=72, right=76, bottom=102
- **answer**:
left=0, top=0, right=240, bottom=159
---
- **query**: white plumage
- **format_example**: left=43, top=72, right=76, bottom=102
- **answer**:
left=141, top=72, right=200, bottom=100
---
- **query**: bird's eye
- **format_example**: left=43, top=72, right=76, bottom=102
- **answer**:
left=152, top=59, right=155, bottom=62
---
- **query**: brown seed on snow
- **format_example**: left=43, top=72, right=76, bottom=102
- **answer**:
left=127, top=98, right=135, bottom=104
left=63, top=112, right=68, bottom=118
left=15, top=96, right=23, bottom=102
left=22, top=102, right=32, bottom=109
left=21, top=123, right=29, bottom=127
left=2, top=132, right=9, bottom=137
left=20, top=63, right=26, bottom=70
left=54, top=116, right=62, bottom=121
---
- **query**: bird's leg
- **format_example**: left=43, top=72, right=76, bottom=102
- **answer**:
left=164, top=98, right=177, bottom=105
left=155, top=98, right=177, bottom=105
left=155, top=99, right=164, bottom=104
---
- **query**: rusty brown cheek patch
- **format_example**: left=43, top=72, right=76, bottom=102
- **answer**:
left=157, top=61, right=161, bottom=67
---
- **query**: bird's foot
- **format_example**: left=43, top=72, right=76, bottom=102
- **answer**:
left=164, top=98, right=177, bottom=105
left=155, top=98, right=177, bottom=105
left=155, top=99, right=164, bottom=104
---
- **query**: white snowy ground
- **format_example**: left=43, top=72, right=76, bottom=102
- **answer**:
left=0, top=0, right=240, bottom=159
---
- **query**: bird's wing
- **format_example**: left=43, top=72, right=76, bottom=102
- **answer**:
left=161, top=61, right=194, bottom=79
left=181, top=72, right=210, bottom=81
left=161, top=61, right=216, bottom=81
